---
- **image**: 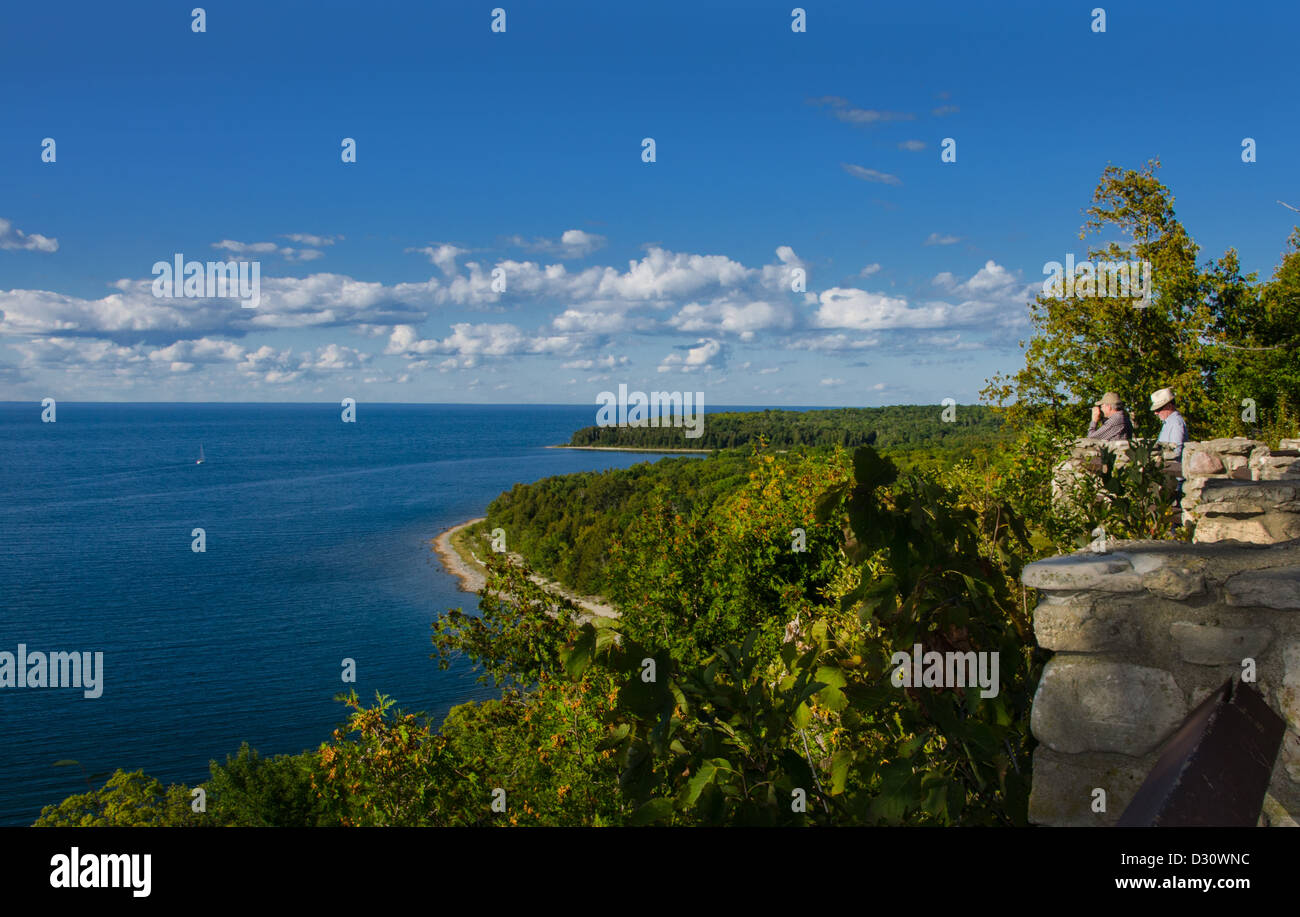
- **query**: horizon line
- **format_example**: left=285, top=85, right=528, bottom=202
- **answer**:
left=0, top=399, right=985, bottom=408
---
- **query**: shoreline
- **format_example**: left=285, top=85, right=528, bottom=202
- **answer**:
left=546, top=444, right=711, bottom=454
left=432, top=518, right=619, bottom=622
left=433, top=517, right=489, bottom=594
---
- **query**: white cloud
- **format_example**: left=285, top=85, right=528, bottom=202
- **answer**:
left=561, top=354, right=629, bottom=370
left=502, top=228, right=607, bottom=259
left=0, top=217, right=58, bottom=253
left=385, top=322, right=581, bottom=366
left=807, top=97, right=916, bottom=124
left=407, top=244, right=468, bottom=276
left=668, top=297, right=794, bottom=340
left=860, top=263, right=882, bottom=277
left=657, top=338, right=725, bottom=373
left=281, top=233, right=341, bottom=247
left=924, top=233, right=963, bottom=246
left=897, top=140, right=926, bottom=152
left=842, top=164, right=902, bottom=186
left=785, top=333, right=881, bottom=351
left=213, top=239, right=324, bottom=261
left=814, top=288, right=946, bottom=331
left=931, top=259, right=1017, bottom=297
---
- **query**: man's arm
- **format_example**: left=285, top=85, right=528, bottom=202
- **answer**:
left=1087, top=413, right=1128, bottom=440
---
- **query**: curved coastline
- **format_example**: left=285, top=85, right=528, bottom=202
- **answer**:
left=432, top=517, right=488, bottom=594
left=431, top=517, right=619, bottom=622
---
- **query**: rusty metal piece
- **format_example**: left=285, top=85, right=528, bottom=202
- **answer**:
left=1118, top=678, right=1285, bottom=827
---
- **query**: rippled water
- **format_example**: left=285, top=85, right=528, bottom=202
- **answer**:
left=0, top=402, right=698, bottom=825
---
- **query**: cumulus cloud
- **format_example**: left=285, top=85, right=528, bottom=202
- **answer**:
left=212, top=239, right=324, bottom=261
left=810, top=260, right=1033, bottom=338
left=561, top=354, right=629, bottom=370
left=13, top=335, right=368, bottom=386
left=657, top=338, right=725, bottom=373
left=931, top=259, right=1019, bottom=298
left=0, top=272, right=437, bottom=341
left=503, top=229, right=607, bottom=259
left=1, top=240, right=1035, bottom=391
left=785, top=333, right=881, bottom=351
left=407, top=243, right=469, bottom=276
left=842, top=164, right=902, bottom=186
left=668, top=297, right=794, bottom=340
left=385, top=322, right=582, bottom=369
left=814, top=288, right=946, bottom=331
left=0, top=217, right=58, bottom=253
left=281, top=233, right=341, bottom=247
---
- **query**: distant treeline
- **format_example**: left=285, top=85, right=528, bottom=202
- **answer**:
left=566, top=405, right=1006, bottom=451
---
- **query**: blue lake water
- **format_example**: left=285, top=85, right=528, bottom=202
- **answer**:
left=0, top=402, right=722, bottom=825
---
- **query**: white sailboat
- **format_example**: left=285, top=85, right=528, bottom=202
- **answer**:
left=196, top=443, right=205, bottom=465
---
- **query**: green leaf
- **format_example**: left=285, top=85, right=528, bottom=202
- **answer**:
left=898, top=732, right=929, bottom=758
left=681, top=763, right=718, bottom=806
left=628, top=797, right=675, bottom=826
left=830, top=750, right=852, bottom=795
left=595, top=723, right=630, bottom=751
left=852, top=446, right=898, bottom=493
left=814, top=665, right=846, bottom=689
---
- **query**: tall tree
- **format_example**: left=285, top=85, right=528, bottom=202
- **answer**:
left=985, top=159, right=1213, bottom=439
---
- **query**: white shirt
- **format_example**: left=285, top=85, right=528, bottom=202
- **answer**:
left=1158, top=409, right=1188, bottom=455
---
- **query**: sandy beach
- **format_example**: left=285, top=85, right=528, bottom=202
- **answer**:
left=432, top=517, right=619, bottom=622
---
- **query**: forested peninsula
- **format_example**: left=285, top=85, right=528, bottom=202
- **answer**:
left=563, top=404, right=1006, bottom=453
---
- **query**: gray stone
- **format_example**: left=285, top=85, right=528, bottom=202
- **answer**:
left=1169, top=621, right=1273, bottom=665
left=1197, top=479, right=1300, bottom=511
left=1224, top=566, right=1300, bottom=609
left=1022, top=553, right=1143, bottom=593
left=1031, top=659, right=1187, bottom=755
left=1034, top=601, right=1140, bottom=653
left=1143, top=565, right=1207, bottom=600
left=1195, top=514, right=1300, bottom=545
left=1254, top=455, right=1300, bottom=480
left=1185, top=450, right=1225, bottom=475
left=1203, top=437, right=1267, bottom=456
left=1283, top=729, right=1300, bottom=785
left=1258, top=792, right=1299, bottom=827
left=1280, top=643, right=1300, bottom=732
left=1027, top=746, right=1151, bottom=827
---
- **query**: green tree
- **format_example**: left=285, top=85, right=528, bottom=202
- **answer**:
left=34, top=769, right=202, bottom=827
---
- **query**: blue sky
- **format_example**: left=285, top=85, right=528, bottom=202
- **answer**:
left=1, top=0, right=1296, bottom=404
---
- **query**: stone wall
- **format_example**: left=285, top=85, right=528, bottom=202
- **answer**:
left=1181, top=438, right=1300, bottom=541
left=1054, top=436, right=1300, bottom=531
left=1025, top=445, right=1300, bottom=827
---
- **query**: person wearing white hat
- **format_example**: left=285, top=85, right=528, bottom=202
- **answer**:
left=1151, top=388, right=1188, bottom=459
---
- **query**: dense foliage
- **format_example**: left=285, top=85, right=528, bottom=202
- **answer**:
left=567, top=405, right=1006, bottom=451
left=482, top=452, right=749, bottom=595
